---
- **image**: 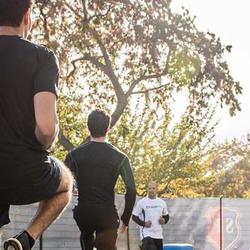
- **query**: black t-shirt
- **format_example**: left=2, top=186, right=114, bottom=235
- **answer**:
left=0, top=35, right=59, bottom=188
left=65, top=141, right=136, bottom=225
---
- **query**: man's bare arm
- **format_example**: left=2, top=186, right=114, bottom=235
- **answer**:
left=34, top=91, right=59, bottom=150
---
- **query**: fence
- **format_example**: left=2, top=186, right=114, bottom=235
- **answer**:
left=1, top=196, right=250, bottom=250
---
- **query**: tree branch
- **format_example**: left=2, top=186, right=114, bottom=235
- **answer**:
left=82, top=0, right=88, bottom=20
left=111, top=100, right=128, bottom=127
left=81, top=0, right=112, bottom=22
left=66, top=1, right=127, bottom=130
left=83, top=29, right=127, bottom=127
left=126, top=70, right=168, bottom=97
left=67, top=54, right=106, bottom=79
left=39, top=1, right=50, bottom=42
left=126, top=45, right=173, bottom=97
left=106, top=0, right=132, bottom=4
left=88, top=6, right=112, bottom=22
left=85, top=22, right=125, bottom=101
left=66, top=53, right=127, bottom=128
left=58, top=130, right=74, bottom=151
left=64, top=1, right=82, bottom=18
left=131, top=83, right=169, bottom=95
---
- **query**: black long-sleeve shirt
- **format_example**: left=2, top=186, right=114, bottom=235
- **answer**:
left=132, top=214, right=170, bottom=226
left=65, top=141, right=136, bottom=226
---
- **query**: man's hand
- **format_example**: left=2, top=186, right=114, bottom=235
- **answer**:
left=119, top=223, right=127, bottom=234
left=144, top=220, right=152, bottom=228
left=159, top=216, right=165, bottom=225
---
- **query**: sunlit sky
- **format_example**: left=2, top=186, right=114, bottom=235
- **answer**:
left=171, top=0, right=250, bottom=142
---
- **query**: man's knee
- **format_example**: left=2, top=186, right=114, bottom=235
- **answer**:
left=49, top=162, right=73, bottom=210
left=57, top=163, right=74, bottom=193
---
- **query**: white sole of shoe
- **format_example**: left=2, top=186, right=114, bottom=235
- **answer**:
left=4, top=238, right=23, bottom=250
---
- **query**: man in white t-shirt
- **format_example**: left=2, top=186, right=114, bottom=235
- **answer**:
left=132, top=181, right=170, bottom=250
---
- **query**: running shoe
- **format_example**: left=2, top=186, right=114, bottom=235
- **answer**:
left=3, top=231, right=31, bottom=250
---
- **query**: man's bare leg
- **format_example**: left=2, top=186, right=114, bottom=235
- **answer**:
left=26, top=163, right=73, bottom=240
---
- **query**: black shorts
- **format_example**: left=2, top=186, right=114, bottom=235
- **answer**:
left=73, top=204, right=119, bottom=250
left=142, top=237, right=163, bottom=250
left=73, top=203, right=120, bottom=233
left=0, top=156, right=61, bottom=205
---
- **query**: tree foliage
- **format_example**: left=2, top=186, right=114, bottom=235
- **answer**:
left=29, top=0, right=242, bottom=196
left=197, top=140, right=250, bottom=198
left=108, top=101, right=216, bottom=197
left=31, top=0, right=241, bottom=147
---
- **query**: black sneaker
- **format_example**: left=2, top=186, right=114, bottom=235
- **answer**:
left=3, top=231, right=31, bottom=250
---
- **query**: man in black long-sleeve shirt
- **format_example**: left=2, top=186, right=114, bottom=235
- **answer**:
left=65, top=109, right=136, bottom=250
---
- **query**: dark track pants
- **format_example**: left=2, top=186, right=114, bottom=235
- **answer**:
left=142, top=237, right=163, bottom=250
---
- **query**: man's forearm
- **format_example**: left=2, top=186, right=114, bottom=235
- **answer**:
left=132, top=215, right=145, bottom=227
left=121, top=187, right=136, bottom=226
left=119, top=157, right=136, bottom=226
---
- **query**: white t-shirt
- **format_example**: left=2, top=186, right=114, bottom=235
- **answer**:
left=132, top=197, right=168, bottom=239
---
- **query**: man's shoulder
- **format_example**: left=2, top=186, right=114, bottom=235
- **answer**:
left=137, top=197, right=148, bottom=205
left=27, top=40, right=58, bottom=67
left=157, top=197, right=167, bottom=205
left=71, top=141, right=92, bottom=155
left=106, top=143, right=128, bottom=159
left=35, top=44, right=58, bottom=65
left=19, top=38, right=53, bottom=55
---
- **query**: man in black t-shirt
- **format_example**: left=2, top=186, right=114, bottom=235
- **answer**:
left=0, top=1, right=73, bottom=249
left=65, top=109, right=136, bottom=250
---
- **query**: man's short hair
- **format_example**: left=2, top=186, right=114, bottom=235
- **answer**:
left=0, top=0, right=33, bottom=27
left=87, top=109, right=111, bottom=138
left=148, top=181, right=158, bottom=188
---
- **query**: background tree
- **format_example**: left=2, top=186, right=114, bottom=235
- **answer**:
left=111, top=103, right=216, bottom=197
left=196, top=139, right=250, bottom=198
left=29, top=0, right=242, bottom=196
